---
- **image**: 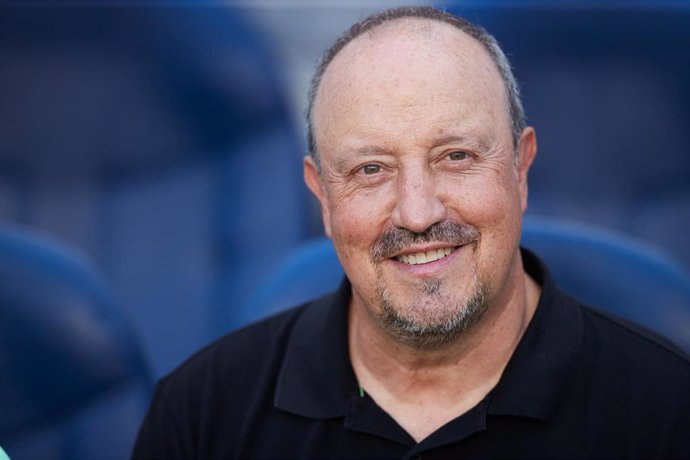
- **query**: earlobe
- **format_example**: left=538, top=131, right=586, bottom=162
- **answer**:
left=303, top=156, right=332, bottom=237
left=517, top=127, right=538, bottom=212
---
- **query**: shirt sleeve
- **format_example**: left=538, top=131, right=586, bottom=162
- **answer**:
left=131, top=380, right=194, bottom=460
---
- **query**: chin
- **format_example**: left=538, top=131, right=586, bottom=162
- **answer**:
left=375, top=272, right=490, bottom=349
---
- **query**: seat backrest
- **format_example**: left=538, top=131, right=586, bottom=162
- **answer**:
left=521, top=218, right=690, bottom=352
left=243, top=218, right=690, bottom=353
left=0, top=5, right=308, bottom=380
left=453, top=5, right=690, bottom=269
left=237, top=238, right=345, bottom=329
left=0, top=225, right=152, bottom=460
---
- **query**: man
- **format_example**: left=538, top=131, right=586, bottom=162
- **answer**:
left=133, top=7, right=690, bottom=459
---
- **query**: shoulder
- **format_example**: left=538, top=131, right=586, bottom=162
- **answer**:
left=575, top=305, right=690, bottom=454
left=576, top=303, right=690, bottom=408
left=132, top=303, right=315, bottom=458
left=580, top=304, right=690, bottom=371
left=157, top=303, right=307, bottom=400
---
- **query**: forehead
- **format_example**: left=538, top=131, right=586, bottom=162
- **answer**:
left=312, top=18, right=510, bottom=153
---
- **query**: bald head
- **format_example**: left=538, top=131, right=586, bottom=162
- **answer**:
left=313, top=18, right=513, bottom=171
left=306, top=6, right=525, bottom=167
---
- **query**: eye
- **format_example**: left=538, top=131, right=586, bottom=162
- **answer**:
left=360, top=164, right=381, bottom=175
left=447, top=151, right=469, bottom=161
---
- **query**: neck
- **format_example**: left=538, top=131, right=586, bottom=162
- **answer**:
left=348, top=252, right=541, bottom=441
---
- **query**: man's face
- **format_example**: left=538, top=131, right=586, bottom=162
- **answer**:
left=306, top=20, right=536, bottom=348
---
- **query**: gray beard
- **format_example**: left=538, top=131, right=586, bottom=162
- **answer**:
left=376, top=277, right=489, bottom=350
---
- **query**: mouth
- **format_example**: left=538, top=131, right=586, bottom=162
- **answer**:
left=394, top=246, right=459, bottom=265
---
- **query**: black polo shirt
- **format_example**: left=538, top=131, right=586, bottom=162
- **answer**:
left=133, top=250, right=690, bottom=459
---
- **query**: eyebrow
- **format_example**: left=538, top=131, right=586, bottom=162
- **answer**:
left=331, top=133, right=492, bottom=171
left=430, top=134, right=490, bottom=152
left=346, top=136, right=486, bottom=156
left=332, top=146, right=391, bottom=172
left=349, top=145, right=395, bottom=156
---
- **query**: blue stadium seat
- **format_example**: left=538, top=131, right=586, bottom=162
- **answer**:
left=0, top=225, right=152, bottom=460
left=243, top=218, right=690, bottom=353
left=0, top=5, right=308, bottom=378
left=521, top=218, right=690, bottom=352
left=237, top=238, right=345, bottom=328
left=450, top=4, right=690, bottom=269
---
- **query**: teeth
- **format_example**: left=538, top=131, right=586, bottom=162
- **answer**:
left=396, top=247, right=454, bottom=265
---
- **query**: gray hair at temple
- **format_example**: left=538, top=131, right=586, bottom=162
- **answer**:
left=305, top=6, right=526, bottom=169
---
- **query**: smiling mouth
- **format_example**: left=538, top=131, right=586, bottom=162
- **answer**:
left=395, top=246, right=458, bottom=265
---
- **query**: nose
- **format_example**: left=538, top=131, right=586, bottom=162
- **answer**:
left=391, top=164, right=446, bottom=233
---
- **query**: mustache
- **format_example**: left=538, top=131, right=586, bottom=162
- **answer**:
left=371, top=221, right=480, bottom=261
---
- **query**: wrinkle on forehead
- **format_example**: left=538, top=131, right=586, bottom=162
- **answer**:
left=320, top=17, right=504, bottom=100
left=312, top=18, right=512, bottom=162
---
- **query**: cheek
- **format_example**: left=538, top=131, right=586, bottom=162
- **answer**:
left=445, top=169, right=520, bottom=226
left=328, top=186, right=393, bottom=260
left=445, top=172, right=523, bottom=267
left=328, top=188, right=393, bottom=297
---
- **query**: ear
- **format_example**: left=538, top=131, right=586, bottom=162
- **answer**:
left=516, top=127, right=538, bottom=213
left=303, top=156, right=333, bottom=238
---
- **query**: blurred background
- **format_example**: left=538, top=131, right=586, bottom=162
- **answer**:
left=0, top=0, right=689, bottom=458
